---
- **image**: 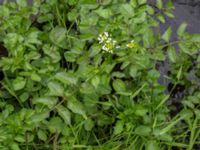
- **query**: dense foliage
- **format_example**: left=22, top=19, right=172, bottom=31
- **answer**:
left=0, top=0, right=200, bottom=149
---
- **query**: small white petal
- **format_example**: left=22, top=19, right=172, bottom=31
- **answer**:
left=104, top=32, right=109, bottom=37
left=107, top=38, right=112, bottom=41
left=102, top=45, right=108, bottom=51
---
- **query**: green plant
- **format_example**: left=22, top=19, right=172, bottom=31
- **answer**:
left=0, top=0, right=199, bottom=150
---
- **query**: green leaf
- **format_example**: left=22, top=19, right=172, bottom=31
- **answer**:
left=134, top=105, right=148, bottom=116
left=0, top=6, right=10, bottom=17
left=162, top=27, right=172, bottom=42
left=114, top=121, right=124, bottom=135
left=48, top=117, right=63, bottom=133
left=97, top=113, right=113, bottom=126
left=146, top=140, right=159, bottom=150
left=159, top=134, right=173, bottom=142
left=177, top=23, right=187, bottom=37
left=156, top=0, right=163, bottom=9
left=84, top=118, right=94, bottom=131
left=16, top=0, right=27, bottom=7
left=112, top=79, right=131, bottom=95
left=10, top=143, right=20, bottom=150
left=37, top=13, right=54, bottom=23
left=50, top=26, right=67, bottom=48
left=56, top=105, right=71, bottom=125
left=151, top=50, right=166, bottom=61
left=166, top=1, right=175, bottom=9
left=94, top=8, right=112, bottom=19
left=177, top=66, right=182, bottom=80
left=48, top=81, right=64, bottom=96
left=157, top=14, right=165, bottom=23
left=68, top=0, right=77, bottom=5
left=37, top=130, right=47, bottom=141
left=91, top=76, right=100, bottom=89
left=135, top=125, right=151, bottom=136
left=182, top=100, right=194, bottom=109
left=64, top=51, right=78, bottom=62
left=31, top=73, right=41, bottom=82
left=29, top=112, right=49, bottom=124
left=120, top=4, right=134, bottom=17
left=138, top=0, right=147, bottom=5
left=55, top=72, right=78, bottom=85
left=164, top=11, right=174, bottom=18
left=191, top=34, right=200, bottom=42
left=67, top=97, right=87, bottom=119
left=33, top=97, right=58, bottom=108
left=15, top=135, right=25, bottom=142
left=89, top=44, right=101, bottom=57
left=168, top=46, right=176, bottom=63
left=179, top=43, right=189, bottom=54
left=19, top=92, right=29, bottom=102
left=67, top=9, right=78, bottom=21
left=12, top=77, right=26, bottom=91
left=43, top=45, right=61, bottom=63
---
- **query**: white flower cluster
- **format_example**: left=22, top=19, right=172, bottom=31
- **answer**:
left=97, top=32, right=120, bottom=53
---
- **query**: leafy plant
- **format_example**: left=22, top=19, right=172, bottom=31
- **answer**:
left=0, top=0, right=199, bottom=149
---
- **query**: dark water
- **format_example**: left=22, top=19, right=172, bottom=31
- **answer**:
left=158, top=0, right=200, bottom=85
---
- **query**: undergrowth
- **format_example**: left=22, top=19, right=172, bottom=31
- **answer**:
left=0, top=0, right=200, bottom=150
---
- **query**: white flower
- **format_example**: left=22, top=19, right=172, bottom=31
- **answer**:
left=104, top=32, right=109, bottom=37
left=97, top=31, right=110, bottom=44
left=97, top=32, right=119, bottom=54
left=116, top=45, right=120, bottom=49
